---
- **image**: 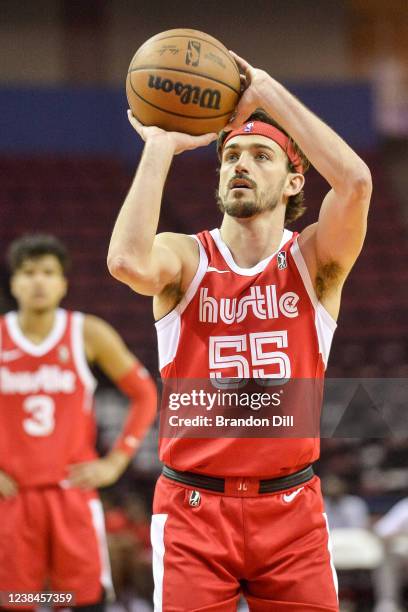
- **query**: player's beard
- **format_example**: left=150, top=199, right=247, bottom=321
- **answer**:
left=216, top=177, right=285, bottom=219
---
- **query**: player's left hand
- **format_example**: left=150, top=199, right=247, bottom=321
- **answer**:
left=68, top=452, right=129, bottom=489
left=226, top=51, right=271, bottom=130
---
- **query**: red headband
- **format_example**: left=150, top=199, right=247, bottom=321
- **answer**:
left=223, top=121, right=304, bottom=173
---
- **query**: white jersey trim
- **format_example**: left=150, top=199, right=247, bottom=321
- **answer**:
left=71, top=312, right=97, bottom=393
left=88, top=498, right=114, bottom=594
left=5, top=309, right=67, bottom=357
left=155, top=237, right=208, bottom=371
left=151, top=513, right=168, bottom=612
left=210, top=227, right=293, bottom=276
left=290, top=239, right=337, bottom=368
left=323, top=512, right=339, bottom=599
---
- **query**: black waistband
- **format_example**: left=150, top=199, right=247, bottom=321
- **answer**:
left=162, top=464, right=314, bottom=494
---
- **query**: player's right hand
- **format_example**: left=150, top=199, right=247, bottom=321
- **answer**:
left=127, top=110, right=217, bottom=155
left=0, top=470, right=18, bottom=498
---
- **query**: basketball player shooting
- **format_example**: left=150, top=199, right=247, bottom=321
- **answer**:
left=0, top=235, right=157, bottom=611
left=108, top=52, right=372, bottom=611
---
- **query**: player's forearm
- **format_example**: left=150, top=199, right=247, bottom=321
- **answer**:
left=103, top=449, right=131, bottom=477
left=261, top=77, right=371, bottom=194
left=108, top=137, right=176, bottom=277
left=113, top=363, right=157, bottom=456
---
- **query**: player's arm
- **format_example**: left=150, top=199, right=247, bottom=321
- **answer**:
left=0, top=470, right=18, bottom=498
left=107, top=114, right=217, bottom=297
left=68, top=315, right=157, bottom=489
left=228, top=53, right=372, bottom=299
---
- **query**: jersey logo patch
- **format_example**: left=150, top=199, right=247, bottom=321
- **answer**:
left=277, top=251, right=287, bottom=270
left=207, top=266, right=229, bottom=274
left=58, top=345, right=70, bottom=363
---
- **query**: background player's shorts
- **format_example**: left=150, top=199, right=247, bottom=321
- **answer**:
left=151, top=474, right=339, bottom=612
left=0, top=486, right=112, bottom=607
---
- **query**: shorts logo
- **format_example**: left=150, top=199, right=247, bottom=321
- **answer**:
left=189, top=490, right=201, bottom=507
left=283, top=486, right=304, bottom=503
left=244, top=122, right=254, bottom=132
left=277, top=251, right=287, bottom=270
left=186, top=40, right=201, bottom=67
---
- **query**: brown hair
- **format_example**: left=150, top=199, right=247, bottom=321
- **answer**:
left=217, top=108, right=310, bottom=225
left=8, top=234, right=70, bottom=274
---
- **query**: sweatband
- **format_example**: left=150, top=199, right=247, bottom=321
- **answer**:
left=223, top=120, right=304, bottom=173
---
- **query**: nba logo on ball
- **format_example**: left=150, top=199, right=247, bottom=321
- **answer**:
left=186, top=40, right=201, bottom=67
left=189, top=490, right=201, bottom=507
left=277, top=251, right=287, bottom=270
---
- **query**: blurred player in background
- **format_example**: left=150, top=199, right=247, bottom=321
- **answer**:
left=0, top=234, right=157, bottom=611
left=108, top=51, right=372, bottom=610
left=373, top=498, right=408, bottom=612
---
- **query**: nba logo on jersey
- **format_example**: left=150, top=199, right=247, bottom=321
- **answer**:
left=244, top=122, right=254, bottom=132
left=277, top=251, right=287, bottom=270
left=58, top=345, right=70, bottom=363
left=189, top=490, right=201, bottom=507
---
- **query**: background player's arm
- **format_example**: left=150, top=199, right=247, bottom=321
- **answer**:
left=107, top=114, right=216, bottom=297
left=229, top=53, right=372, bottom=310
left=68, top=315, right=157, bottom=489
left=0, top=470, right=18, bottom=498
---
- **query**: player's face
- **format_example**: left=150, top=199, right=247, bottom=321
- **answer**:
left=217, top=135, right=289, bottom=219
left=11, top=255, right=67, bottom=313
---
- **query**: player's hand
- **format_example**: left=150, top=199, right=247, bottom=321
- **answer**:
left=68, top=451, right=129, bottom=489
left=225, top=51, right=271, bottom=130
left=127, top=110, right=217, bottom=155
left=0, top=470, right=18, bottom=498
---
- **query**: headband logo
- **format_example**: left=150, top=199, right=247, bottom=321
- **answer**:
left=244, top=122, right=254, bottom=133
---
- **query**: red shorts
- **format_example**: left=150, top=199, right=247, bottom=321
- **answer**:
left=0, top=486, right=112, bottom=607
left=151, top=474, right=338, bottom=611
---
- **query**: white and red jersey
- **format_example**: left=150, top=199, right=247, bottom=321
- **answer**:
left=156, top=229, right=337, bottom=478
left=0, top=309, right=98, bottom=487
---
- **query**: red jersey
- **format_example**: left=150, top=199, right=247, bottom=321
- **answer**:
left=156, top=229, right=337, bottom=478
left=0, top=309, right=98, bottom=487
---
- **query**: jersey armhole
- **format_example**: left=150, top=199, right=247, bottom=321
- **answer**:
left=155, top=236, right=208, bottom=371
left=71, top=312, right=97, bottom=392
left=290, top=239, right=337, bottom=368
left=155, top=236, right=208, bottom=330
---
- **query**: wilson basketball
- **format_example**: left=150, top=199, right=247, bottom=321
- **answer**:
left=126, top=29, right=241, bottom=135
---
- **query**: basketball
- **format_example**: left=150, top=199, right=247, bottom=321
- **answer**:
left=126, top=29, right=241, bottom=135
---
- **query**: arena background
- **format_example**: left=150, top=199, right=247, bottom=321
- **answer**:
left=1, top=1, right=407, bottom=610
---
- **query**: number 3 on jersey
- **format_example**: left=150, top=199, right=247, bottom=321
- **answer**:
left=23, top=395, right=55, bottom=436
left=209, top=331, right=291, bottom=381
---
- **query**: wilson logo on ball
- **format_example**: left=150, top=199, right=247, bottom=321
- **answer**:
left=147, top=75, right=221, bottom=109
